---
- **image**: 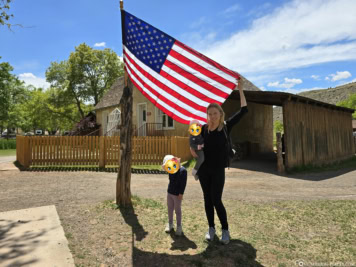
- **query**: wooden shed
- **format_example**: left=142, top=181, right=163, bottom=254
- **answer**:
left=230, top=90, right=355, bottom=169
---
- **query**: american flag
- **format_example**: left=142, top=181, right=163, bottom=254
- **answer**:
left=122, top=10, right=240, bottom=124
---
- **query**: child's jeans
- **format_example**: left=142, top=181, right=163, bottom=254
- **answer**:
left=167, top=193, right=182, bottom=226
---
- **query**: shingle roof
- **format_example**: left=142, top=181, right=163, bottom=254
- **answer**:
left=94, top=77, right=124, bottom=110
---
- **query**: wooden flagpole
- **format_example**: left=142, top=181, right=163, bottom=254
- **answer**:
left=116, top=0, right=133, bottom=206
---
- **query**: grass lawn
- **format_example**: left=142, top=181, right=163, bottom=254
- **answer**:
left=0, top=149, right=16, bottom=157
left=65, top=197, right=356, bottom=267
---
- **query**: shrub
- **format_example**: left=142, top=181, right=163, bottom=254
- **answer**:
left=0, top=139, right=16, bottom=150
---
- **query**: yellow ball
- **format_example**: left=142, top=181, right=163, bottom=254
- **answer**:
left=164, top=159, right=179, bottom=174
left=189, top=123, right=202, bottom=136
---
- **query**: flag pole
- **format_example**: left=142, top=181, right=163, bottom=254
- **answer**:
left=117, top=0, right=133, bottom=206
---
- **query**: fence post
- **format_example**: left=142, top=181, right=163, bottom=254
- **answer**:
left=276, top=132, right=285, bottom=173
left=16, top=136, right=20, bottom=165
left=99, top=136, right=106, bottom=168
left=171, top=136, right=177, bottom=156
left=23, top=137, right=30, bottom=168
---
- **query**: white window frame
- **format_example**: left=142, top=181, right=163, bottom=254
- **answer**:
left=155, top=107, right=174, bottom=130
left=137, top=103, right=147, bottom=136
left=107, top=108, right=121, bottom=136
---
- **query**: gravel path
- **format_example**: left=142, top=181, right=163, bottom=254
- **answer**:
left=1, top=162, right=356, bottom=214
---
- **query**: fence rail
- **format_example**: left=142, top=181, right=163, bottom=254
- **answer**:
left=16, top=136, right=191, bottom=168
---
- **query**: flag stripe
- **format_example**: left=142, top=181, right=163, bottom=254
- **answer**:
left=124, top=45, right=217, bottom=107
left=168, top=49, right=236, bottom=91
left=124, top=47, right=208, bottom=119
left=159, top=68, right=221, bottom=104
left=124, top=64, right=206, bottom=124
left=161, top=64, right=226, bottom=103
left=164, top=58, right=230, bottom=98
left=173, top=41, right=239, bottom=83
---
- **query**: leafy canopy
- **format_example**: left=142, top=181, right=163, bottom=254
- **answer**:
left=46, top=43, right=124, bottom=119
left=0, top=0, right=13, bottom=28
left=337, top=93, right=356, bottom=119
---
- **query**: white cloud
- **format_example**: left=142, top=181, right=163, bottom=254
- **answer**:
left=327, top=71, right=352, bottom=81
left=181, top=31, right=217, bottom=51
left=311, top=75, right=320, bottom=80
left=190, top=17, right=208, bottom=29
left=267, top=81, right=280, bottom=87
left=199, top=0, right=356, bottom=75
left=18, top=73, right=50, bottom=89
left=351, top=78, right=356, bottom=83
left=94, top=42, right=106, bottom=47
left=221, top=4, right=240, bottom=15
left=267, top=77, right=302, bottom=89
left=284, top=78, right=302, bottom=84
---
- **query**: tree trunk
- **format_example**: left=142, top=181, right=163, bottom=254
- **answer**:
left=69, top=82, right=85, bottom=119
left=116, top=78, right=133, bottom=206
left=276, top=132, right=285, bottom=173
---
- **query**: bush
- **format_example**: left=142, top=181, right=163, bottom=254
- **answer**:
left=0, top=139, right=16, bottom=150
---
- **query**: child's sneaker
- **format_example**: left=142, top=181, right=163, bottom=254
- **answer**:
left=205, top=227, right=215, bottom=241
left=220, top=229, right=230, bottom=244
left=175, top=225, right=183, bottom=236
left=165, top=223, right=174, bottom=233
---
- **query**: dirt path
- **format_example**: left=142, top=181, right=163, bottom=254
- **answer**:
left=1, top=164, right=356, bottom=214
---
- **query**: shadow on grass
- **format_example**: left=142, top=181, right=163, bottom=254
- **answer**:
left=118, top=202, right=263, bottom=267
left=169, top=231, right=197, bottom=251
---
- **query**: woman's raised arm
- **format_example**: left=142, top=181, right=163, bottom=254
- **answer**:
left=238, top=78, right=247, bottom=107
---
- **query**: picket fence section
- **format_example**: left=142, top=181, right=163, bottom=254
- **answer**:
left=16, top=136, right=191, bottom=168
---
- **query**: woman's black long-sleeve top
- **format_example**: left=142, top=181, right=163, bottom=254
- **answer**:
left=200, top=106, right=248, bottom=169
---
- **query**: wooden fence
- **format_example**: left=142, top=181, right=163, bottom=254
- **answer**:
left=16, top=136, right=191, bottom=168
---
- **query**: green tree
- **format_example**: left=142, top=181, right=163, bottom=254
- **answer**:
left=46, top=43, right=124, bottom=119
left=274, top=120, right=284, bottom=133
left=337, top=93, right=356, bottom=119
left=0, top=0, right=13, bottom=28
left=0, top=58, right=26, bottom=133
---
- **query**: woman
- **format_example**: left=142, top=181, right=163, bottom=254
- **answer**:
left=190, top=78, right=248, bottom=244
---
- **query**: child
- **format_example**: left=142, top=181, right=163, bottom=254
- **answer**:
left=189, top=120, right=204, bottom=180
left=162, top=155, right=187, bottom=236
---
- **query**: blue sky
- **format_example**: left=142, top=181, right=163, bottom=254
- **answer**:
left=1, top=0, right=356, bottom=93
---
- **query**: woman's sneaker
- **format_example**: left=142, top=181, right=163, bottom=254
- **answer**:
left=205, top=227, right=216, bottom=241
left=220, top=229, right=230, bottom=244
left=175, top=225, right=183, bottom=236
left=165, top=223, right=174, bottom=233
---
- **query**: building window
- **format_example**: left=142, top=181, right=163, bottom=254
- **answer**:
left=156, top=108, right=174, bottom=129
left=106, top=108, right=121, bottom=136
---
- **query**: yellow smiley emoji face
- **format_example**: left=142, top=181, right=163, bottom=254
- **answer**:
left=164, top=158, right=179, bottom=174
left=189, top=123, right=202, bottom=136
